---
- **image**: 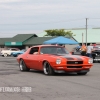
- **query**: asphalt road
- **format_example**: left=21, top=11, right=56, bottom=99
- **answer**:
left=0, top=56, right=100, bottom=100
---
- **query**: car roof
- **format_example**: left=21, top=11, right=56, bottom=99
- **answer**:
left=31, top=45, right=63, bottom=48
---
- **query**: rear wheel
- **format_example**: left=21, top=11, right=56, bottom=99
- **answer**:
left=10, top=54, right=13, bottom=57
left=16, top=54, right=20, bottom=57
left=11, top=54, right=15, bottom=57
left=13, top=55, right=17, bottom=57
left=43, top=62, right=54, bottom=75
left=77, top=72, right=87, bottom=75
left=19, top=59, right=30, bottom=71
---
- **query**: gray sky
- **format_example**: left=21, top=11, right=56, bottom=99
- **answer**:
left=0, top=0, right=100, bottom=37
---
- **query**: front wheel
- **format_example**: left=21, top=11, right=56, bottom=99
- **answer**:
left=77, top=72, right=87, bottom=75
left=43, top=62, right=54, bottom=75
left=19, top=59, right=30, bottom=71
left=3, top=53, right=8, bottom=57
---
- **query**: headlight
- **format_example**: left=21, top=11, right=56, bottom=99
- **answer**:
left=88, top=58, right=93, bottom=64
left=56, top=59, right=61, bottom=64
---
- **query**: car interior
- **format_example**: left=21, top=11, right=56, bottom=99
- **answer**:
left=29, top=47, right=39, bottom=54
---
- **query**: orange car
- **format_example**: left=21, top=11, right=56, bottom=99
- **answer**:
left=17, top=45, right=93, bottom=75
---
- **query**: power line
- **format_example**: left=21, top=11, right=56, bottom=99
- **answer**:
left=0, top=18, right=84, bottom=25
left=1, top=18, right=100, bottom=29
left=90, top=18, right=100, bottom=19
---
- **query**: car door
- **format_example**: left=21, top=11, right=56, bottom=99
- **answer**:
left=26, top=47, right=40, bottom=70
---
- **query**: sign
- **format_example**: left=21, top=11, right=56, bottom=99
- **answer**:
left=5, top=42, right=22, bottom=46
left=11, top=42, right=16, bottom=45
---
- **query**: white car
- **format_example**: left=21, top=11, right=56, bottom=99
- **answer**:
left=1, top=48, right=20, bottom=57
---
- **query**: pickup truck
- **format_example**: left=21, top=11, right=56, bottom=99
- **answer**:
left=1, top=48, right=20, bottom=57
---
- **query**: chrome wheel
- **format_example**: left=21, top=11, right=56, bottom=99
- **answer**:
left=44, top=63, right=49, bottom=75
left=19, top=59, right=30, bottom=71
left=19, top=60, right=24, bottom=71
left=43, top=62, right=54, bottom=75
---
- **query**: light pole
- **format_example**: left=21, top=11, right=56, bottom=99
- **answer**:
left=86, top=18, right=88, bottom=47
left=82, top=33, right=83, bottom=45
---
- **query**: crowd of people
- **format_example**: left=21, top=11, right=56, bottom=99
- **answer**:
left=80, top=43, right=94, bottom=58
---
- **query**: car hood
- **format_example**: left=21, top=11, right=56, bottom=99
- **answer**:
left=50, top=54, right=88, bottom=60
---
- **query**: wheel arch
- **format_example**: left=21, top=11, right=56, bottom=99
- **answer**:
left=42, top=60, right=54, bottom=69
left=42, top=60, right=55, bottom=75
left=42, top=60, right=52, bottom=67
left=19, top=58, right=30, bottom=71
left=19, top=58, right=24, bottom=63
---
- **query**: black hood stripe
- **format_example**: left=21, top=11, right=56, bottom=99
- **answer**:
left=73, top=56, right=82, bottom=60
left=64, top=57, right=74, bottom=60
left=51, top=54, right=82, bottom=60
left=51, top=54, right=74, bottom=60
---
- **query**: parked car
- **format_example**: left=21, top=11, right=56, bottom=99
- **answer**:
left=1, top=48, right=20, bottom=57
left=11, top=49, right=26, bottom=57
left=92, top=46, right=100, bottom=62
left=71, top=46, right=81, bottom=55
left=17, top=45, right=93, bottom=75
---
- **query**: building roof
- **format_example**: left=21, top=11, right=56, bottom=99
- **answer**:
left=10, top=34, right=38, bottom=42
left=23, top=35, right=77, bottom=45
left=5, top=34, right=38, bottom=46
left=23, top=37, right=58, bottom=45
left=0, top=38, right=11, bottom=45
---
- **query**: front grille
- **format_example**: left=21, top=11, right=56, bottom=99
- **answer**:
left=67, top=61, right=83, bottom=64
left=67, top=66, right=82, bottom=68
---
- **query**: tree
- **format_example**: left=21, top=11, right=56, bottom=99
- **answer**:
left=44, top=29, right=75, bottom=37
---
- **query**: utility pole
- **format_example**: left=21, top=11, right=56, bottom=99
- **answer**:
left=82, top=33, right=83, bottom=45
left=86, top=18, right=88, bottom=47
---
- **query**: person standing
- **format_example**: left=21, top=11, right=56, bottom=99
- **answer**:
left=80, top=44, right=87, bottom=56
left=86, top=43, right=94, bottom=58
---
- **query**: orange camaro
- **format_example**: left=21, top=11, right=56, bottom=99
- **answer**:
left=17, top=45, right=93, bottom=75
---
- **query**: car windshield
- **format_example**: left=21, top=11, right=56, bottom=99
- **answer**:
left=40, top=46, right=69, bottom=54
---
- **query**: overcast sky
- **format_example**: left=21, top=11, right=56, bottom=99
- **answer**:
left=0, top=0, right=100, bottom=37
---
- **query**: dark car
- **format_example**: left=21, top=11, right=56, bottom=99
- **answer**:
left=92, top=46, right=100, bottom=62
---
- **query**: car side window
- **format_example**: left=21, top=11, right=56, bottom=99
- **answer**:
left=29, top=47, right=39, bottom=54
left=11, top=48, right=19, bottom=51
left=11, top=49, right=17, bottom=51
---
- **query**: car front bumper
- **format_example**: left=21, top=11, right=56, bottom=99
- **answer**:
left=52, top=64, right=92, bottom=72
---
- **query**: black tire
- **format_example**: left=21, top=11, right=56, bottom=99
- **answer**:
left=3, top=53, right=8, bottom=57
left=98, top=61, right=100, bottom=63
left=16, top=54, right=20, bottom=57
left=10, top=54, right=13, bottom=57
left=19, top=59, right=30, bottom=71
left=93, top=60, right=95, bottom=63
left=43, top=62, right=54, bottom=75
left=77, top=72, right=87, bottom=75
